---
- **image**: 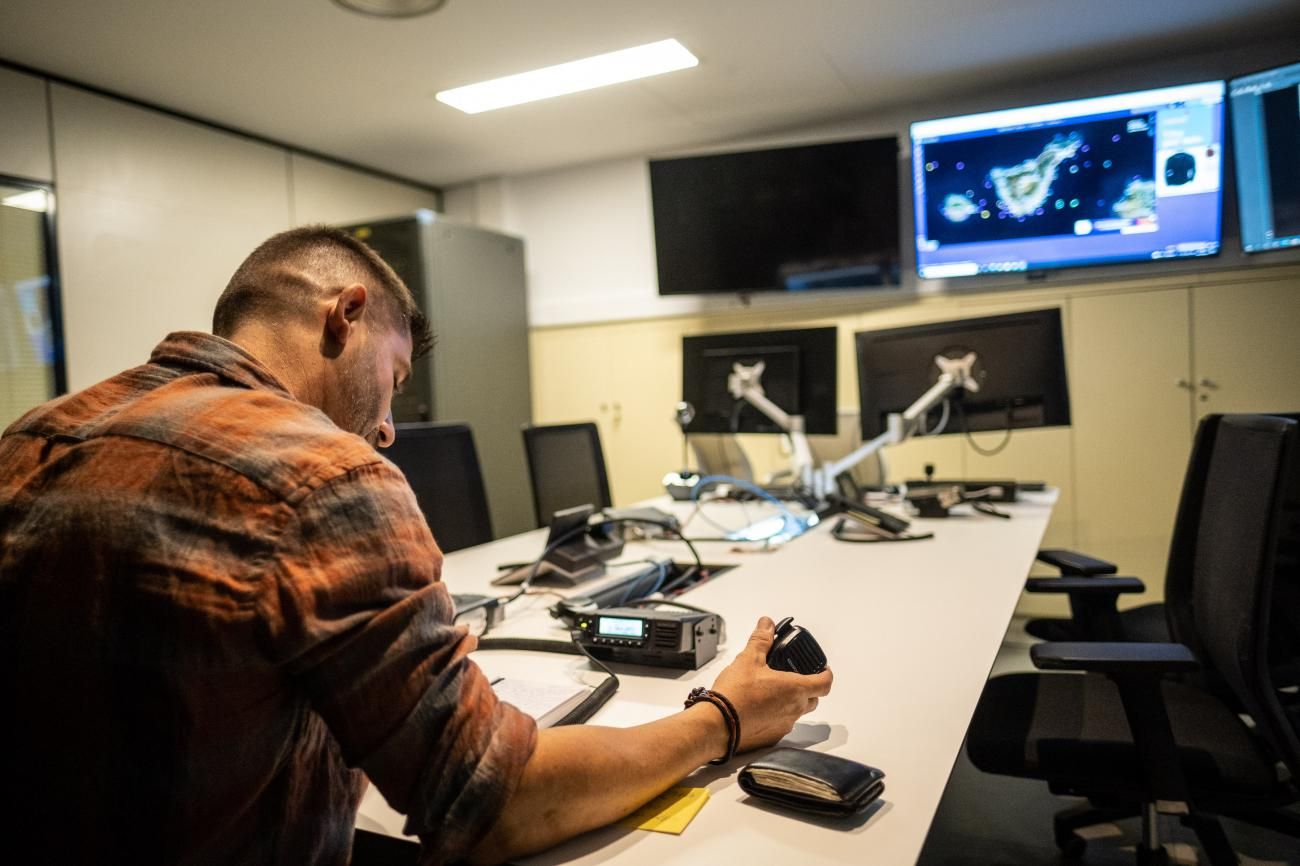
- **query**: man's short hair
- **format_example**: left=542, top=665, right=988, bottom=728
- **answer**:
left=213, top=225, right=433, bottom=359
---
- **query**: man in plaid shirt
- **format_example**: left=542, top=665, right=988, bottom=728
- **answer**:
left=0, top=226, right=832, bottom=865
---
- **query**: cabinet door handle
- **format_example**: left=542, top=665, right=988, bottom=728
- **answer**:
left=1198, top=378, right=1219, bottom=390
left=1175, top=378, right=1193, bottom=390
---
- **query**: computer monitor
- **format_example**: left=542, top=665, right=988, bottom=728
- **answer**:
left=855, top=310, right=1070, bottom=439
left=911, top=80, right=1225, bottom=278
left=681, top=327, right=837, bottom=435
left=386, top=422, right=493, bottom=553
left=1230, top=60, right=1300, bottom=253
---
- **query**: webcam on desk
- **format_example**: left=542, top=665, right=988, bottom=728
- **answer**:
left=767, top=617, right=828, bottom=675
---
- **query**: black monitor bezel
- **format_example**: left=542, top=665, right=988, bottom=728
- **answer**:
left=1228, top=57, right=1300, bottom=256
left=681, top=326, right=838, bottom=435
left=854, top=309, right=1071, bottom=441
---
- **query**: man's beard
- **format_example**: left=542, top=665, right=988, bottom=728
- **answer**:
left=331, top=350, right=384, bottom=445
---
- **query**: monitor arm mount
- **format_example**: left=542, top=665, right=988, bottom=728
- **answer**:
left=726, top=352, right=980, bottom=501
left=813, top=352, right=980, bottom=499
left=726, top=361, right=817, bottom=490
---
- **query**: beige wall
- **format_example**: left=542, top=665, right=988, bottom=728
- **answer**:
left=0, top=70, right=439, bottom=396
left=0, top=67, right=51, bottom=182
left=289, top=153, right=439, bottom=226
left=50, top=85, right=292, bottom=388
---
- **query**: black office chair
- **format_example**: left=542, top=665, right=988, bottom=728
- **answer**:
left=967, top=414, right=1300, bottom=865
left=521, top=421, right=613, bottom=528
left=1024, top=414, right=1225, bottom=644
left=1026, top=412, right=1300, bottom=687
left=386, top=422, right=493, bottom=553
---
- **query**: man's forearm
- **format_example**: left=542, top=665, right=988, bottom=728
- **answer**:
left=467, top=702, right=728, bottom=863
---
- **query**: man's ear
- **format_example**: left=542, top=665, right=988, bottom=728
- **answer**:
left=325, top=283, right=368, bottom=349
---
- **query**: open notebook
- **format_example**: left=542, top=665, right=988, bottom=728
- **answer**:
left=492, top=678, right=593, bottom=728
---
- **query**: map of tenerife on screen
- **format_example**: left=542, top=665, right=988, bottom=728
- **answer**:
left=911, top=81, right=1225, bottom=279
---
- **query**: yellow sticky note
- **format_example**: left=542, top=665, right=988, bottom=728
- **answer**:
left=619, top=786, right=710, bottom=834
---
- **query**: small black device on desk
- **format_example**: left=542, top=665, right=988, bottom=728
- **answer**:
left=905, top=484, right=1012, bottom=519
left=492, top=504, right=624, bottom=587
left=905, top=479, right=1018, bottom=502
left=823, top=493, right=910, bottom=535
left=822, top=492, right=932, bottom=543
left=574, top=606, right=722, bottom=669
left=451, top=593, right=505, bottom=635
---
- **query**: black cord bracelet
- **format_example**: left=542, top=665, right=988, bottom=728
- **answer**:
left=684, top=686, right=740, bottom=765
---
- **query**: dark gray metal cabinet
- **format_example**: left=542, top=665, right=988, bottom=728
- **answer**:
left=344, top=211, right=534, bottom=538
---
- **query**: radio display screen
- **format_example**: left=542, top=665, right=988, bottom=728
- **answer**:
left=597, top=616, right=644, bottom=638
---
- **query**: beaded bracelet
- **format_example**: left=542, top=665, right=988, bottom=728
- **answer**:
left=684, top=686, right=740, bottom=765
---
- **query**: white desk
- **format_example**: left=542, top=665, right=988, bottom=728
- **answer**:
left=358, top=492, right=1057, bottom=864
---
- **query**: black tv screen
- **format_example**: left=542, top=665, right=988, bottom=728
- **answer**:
left=651, top=137, right=900, bottom=295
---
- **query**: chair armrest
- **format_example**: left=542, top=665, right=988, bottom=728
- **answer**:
left=1032, top=641, right=1200, bottom=807
left=1036, top=548, right=1119, bottom=576
left=1024, top=576, right=1146, bottom=594
left=1030, top=641, right=1200, bottom=674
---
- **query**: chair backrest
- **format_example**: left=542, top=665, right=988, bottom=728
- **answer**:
left=1187, top=414, right=1299, bottom=773
left=386, top=422, right=493, bottom=553
left=1263, top=413, right=1300, bottom=683
left=521, top=422, right=612, bottom=528
left=690, top=433, right=755, bottom=483
left=1162, top=413, right=1224, bottom=655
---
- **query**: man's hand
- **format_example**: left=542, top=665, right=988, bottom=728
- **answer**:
left=708, top=616, right=834, bottom=752
left=466, top=616, right=833, bottom=863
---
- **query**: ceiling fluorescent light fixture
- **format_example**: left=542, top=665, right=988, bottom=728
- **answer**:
left=436, top=38, right=698, bottom=114
left=1, top=189, right=49, bottom=212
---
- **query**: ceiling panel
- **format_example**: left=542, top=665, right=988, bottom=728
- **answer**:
left=0, top=0, right=1295, bottom=186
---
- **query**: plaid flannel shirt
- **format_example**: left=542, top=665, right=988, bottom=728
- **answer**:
left=0, top=331, right=536, bottom=865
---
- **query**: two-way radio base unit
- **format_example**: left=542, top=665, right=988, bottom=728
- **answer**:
left=574, top=607, right=721, bottom=670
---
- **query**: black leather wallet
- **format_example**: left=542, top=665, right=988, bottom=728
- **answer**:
left=738, top=748, right=885, bottom=817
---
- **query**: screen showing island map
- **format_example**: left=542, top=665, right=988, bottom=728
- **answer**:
left=911, top=81, right=1224, bottom=279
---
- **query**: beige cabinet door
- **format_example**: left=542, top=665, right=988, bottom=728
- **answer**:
left=527, top=325, right=621, bottom=510
left=597, top=318, right=699, bottom=505
left=529, top=325, right=611, bottom=427
left=1069, top=288, right=1193, bottom=609
left=1192, top=276, right=1300, bottom=419
left=530, top=319, right=702, bottom=507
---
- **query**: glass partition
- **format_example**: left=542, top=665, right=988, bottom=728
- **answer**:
left=0, top=177, right=63, bottom=429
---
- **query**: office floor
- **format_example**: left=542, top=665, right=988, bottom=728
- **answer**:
left=916, top=617, right=1300, bottom=866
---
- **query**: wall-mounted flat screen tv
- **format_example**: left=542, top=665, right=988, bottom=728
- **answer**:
left=1230, top=60, right=1300, bottom=253
left=650, top=137, right=900, bottom=295
left=911, top=80, right=1225, bottom=279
